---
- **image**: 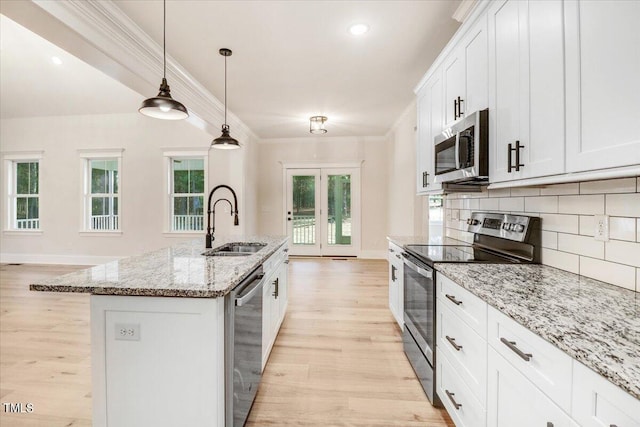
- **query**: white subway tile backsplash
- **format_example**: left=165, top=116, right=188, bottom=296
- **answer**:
left=541, top=231, right=558, bottom=250
left=580, top=178, right=637, bottom=194
left=579, top=215, right=595, bottom=237
left=479, top=198, right=500, bottom=211
left=605, top=240, right=640, bottom=268
left=637, top=269, right=640, bottom=292
left=558, top=195, right=605, bottom=215
left=541, top=248, right=579, bottom=274
left=540, top=183, right=580, bottom=196
left=579, top=257, right=636, bottom=291
left=606, top=193, right=640, bottom=217
left=525, top=196, right=559, bottom=213
left=499, top=197, right=524, bottom=212
left=459, top=210, right=471, bottom=221
left=462, top=198, right=480, bottom=210
left=558, top=233, right=604, bottom=259
left=637, top=219, right=640, bottom=242
left=609, top=217, right=636, bottom=242
left=489, top=188, right=511, bottom=198
left=511, top=187, right=541, bottom=196
left=539, top=214, right=580, bottom=234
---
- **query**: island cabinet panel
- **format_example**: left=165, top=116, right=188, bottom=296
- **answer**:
left=91, top=295, right=225, bottom=427
left=262, top=244, right=289, bottom=370
left=388, top=242, right=404, bottom=328
left=564, top=0, right=640, bottom=173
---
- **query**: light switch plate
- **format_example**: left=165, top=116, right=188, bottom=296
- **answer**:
left=594, top=215, right=609, bottom=242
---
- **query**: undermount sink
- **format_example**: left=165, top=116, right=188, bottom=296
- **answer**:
left=203, top=242, right=267, bottom=257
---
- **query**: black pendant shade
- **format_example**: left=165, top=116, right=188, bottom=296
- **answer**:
left=139, top=0, right=188, bottom=120
left=211, top=48, right=240, bottom=150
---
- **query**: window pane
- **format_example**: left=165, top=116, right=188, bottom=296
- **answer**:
left=113, top=197, right=119, bottom=215
left=16, top=197, right=27, bottom=220
left=29, top=162, right=39, bottom=194
left=174, top=196, right=188, bottom=216
left=292, top=175, right=316, bottom=245
left=327, top=174, right=351, bottom=246
left=28, top=197, right=39, bottom=219
left=91, top=160, right=108, bottom=194
left=92, top=197, right=107, bottom=216
left=16, top=163, right=29, bottom=194
left=190, top=169, right=204, bottom=193
left=113, top=169, right=119, bottom=194
left=173, top=160, right=188, bottom=193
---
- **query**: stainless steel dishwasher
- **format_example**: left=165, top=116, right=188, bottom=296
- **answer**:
left=225, top=265, right=265, bottom=427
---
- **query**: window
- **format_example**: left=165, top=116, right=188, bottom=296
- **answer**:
left=170, top=158, right=205, bottom=232
left=8, top=160, right=40, bottom=230
left=84, top=158, right=120, bottom=231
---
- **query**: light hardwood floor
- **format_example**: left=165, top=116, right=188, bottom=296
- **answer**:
left=1, top=259, right=453, bottom=426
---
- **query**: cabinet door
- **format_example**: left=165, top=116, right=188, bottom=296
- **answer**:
left=565, top=0, right=640, bottom=172
left=488, top=0, right=565, bottom=183
left=416, top=69, right=444, bottom=194
left=277, top=260, right=288, bottom=323
left=487, top=347, right=579, bottom=427
left=443, top=52, right=465, bottom=128
left=261, top=277, right=274, bottom=370
left=463, top=15, right=488, bottom=116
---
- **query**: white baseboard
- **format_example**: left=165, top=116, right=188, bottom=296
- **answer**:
left=0, top=252, right=121, bottom=266
left=358, top=250, right=387, bottom=260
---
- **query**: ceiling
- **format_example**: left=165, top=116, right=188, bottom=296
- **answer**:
left=1, top=1, right=462, bottom=139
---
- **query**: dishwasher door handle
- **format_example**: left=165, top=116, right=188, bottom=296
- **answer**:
left=402, top=255, right=433, bottom=279
left=235, top=274, right=265, bottom=306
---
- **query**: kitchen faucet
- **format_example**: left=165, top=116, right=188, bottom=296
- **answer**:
left=206, top=184, right=239, bottom=248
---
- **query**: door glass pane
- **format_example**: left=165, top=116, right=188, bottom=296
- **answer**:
left=327, top=174, right=351, bottom=245
left=292, top=175, right=315, bottom=245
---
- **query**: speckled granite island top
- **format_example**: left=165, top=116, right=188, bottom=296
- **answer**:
left=30, top=236, right=288, bottom=298
left=435, top=263, right=640, bottom=400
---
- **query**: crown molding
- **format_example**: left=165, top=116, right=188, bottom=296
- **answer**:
left=30, top=0, right=257, bottom=143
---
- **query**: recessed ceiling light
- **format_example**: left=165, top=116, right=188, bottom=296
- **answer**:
left=349, top=23, right=369, bottom=36
left=51, top=56, right=62, bottom=65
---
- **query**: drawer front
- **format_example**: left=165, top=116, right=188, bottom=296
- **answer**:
left=388, top=242, right=404, bottom=262
left=437, top=273, right=488, bottom=339
left=488, top=307, right=572, bottom=412
left=572, top=361, right=640, bottom=427
left=437, top=299, right=488, bottom=406
left=437, top=349, right=487, bottom=427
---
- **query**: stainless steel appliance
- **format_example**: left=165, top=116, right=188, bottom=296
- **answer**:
left=225, top=265, right=266, bottom=427
left=402, top=212, right=540, bottom=406
left=433, top=109, right=488, bottom=185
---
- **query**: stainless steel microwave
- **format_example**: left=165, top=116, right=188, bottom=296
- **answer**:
left=433, top=109, right=488, bottom=184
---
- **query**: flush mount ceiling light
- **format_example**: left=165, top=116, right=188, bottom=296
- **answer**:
left=309, top=116, right=328, bottom=134
left=138, top=0, right=188, bottom=120
left=349, top=23, right=369, bottom=36
left=211, top=48, right=240, bottom=150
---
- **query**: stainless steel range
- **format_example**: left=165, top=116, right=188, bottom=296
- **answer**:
left=401, top=212, right=540, bottom=406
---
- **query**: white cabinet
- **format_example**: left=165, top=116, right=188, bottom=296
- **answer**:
left=564, top=0, right=640, bottom=173
left=388, top=242, right=404, bottom=328
left=488, top=0, right=566, bottom=183
left=487, top=347, right=579, bottom=427
left=572, top=361, right=640, bottom=427
left=261, top=244, right=289, bottom=370
left=416, top=66, right=444, bottom=194
left=443, top=15, right=488, bottom=128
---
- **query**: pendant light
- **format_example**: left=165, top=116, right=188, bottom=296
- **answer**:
left=138, top=0, right=188, bottom=120
left=211, top=48, right=240, bottom=150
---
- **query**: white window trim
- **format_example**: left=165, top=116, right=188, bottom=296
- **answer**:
left=79, top=149, right=124, bottom=234
left=3, top=152, right=44, bottom=233
left=163, top=150, right=209, bottom=235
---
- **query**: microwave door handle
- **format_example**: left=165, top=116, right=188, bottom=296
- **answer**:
left=454, top=133, right=461, bottom=170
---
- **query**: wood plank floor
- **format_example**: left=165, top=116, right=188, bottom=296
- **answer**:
left=1, top=259, right=453, bottom=426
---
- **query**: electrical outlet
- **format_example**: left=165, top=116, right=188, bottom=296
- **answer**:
left=114, top=323, right=140, bottom=341
left=594, top=215, right=609, bottom=242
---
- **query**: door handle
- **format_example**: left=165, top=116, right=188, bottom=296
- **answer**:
left=445, top=390, right=462, bottom=410
left=500, top=337, right=532, bottom=362
left=508, top=141, right=524, bottom=172
left=457, top=96, right=464, bottom=117
left=446, top=335, right=463, bottom=351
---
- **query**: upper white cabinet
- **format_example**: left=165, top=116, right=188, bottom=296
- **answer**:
left=488, top=0, right=566, bottom=183
left=416, top=66, right=444, bottom=194
left=564, top=0, right=640, bottom=173
left=443, top=15, right=488, bottom=128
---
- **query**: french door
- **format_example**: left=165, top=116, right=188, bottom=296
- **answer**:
left=285, top=167, right=360, bottom=257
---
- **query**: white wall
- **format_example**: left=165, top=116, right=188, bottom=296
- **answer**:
left=0, top=113, right=257, bottom=264
left=256, top=136, right=389, bottom=257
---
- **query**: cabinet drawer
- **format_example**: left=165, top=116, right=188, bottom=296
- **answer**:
left=437, top=349, right=486, bottom=427
left=488, top=307, right=572, bottom=412
left=437, top=273, right=488, bottom=339
left=388, top=242, right=403, bottom=262
left=572, top=361, right=640, bottom=427
left=437, top=299, right=488, bottom=406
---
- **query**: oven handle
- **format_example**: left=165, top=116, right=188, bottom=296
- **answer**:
left=402, top=254, right=433, bottom=279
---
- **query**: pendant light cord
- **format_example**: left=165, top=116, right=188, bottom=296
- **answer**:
left=224, top=54, right=227, bottom=126
left=163, top=0, right=166, bottom=79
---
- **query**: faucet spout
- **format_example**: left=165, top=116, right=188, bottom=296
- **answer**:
left=206, top=185, right=239, bottom=248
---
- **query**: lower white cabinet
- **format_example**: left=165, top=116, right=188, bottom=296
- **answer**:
left=572, top=361, right=640, bottom=427
left=487, top=347, right=579, bottom=427
left=388, top=242, right=404, bottom=328
left=262, top=245, right=289, bottom=370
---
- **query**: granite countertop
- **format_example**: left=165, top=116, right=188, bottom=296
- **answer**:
left=435, top=263, right=640, bottom=400
left=388, top=235, right=467, bottom=247
left=30, top=236, right=288, bottom=298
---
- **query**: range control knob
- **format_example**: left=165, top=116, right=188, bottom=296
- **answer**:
left=502, top=223, right=510, bottom=230
left=514, top=224, right=525, bottom=233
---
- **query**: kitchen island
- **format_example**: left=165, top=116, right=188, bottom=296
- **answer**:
left=30, top=236, right=289, bottom=427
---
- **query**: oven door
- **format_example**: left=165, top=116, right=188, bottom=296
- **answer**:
left=402, top=253, right=435, bottom=365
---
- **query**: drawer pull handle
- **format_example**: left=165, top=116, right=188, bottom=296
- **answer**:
left=446, top=335, right=463, bottom=351
left=500, top=337, right=532, bottom=362
left=445, top=294, right=462, bottom=305
left=445, top=390, right=462, bottom=410
left=610, top=425, right=618, bottom=427
left=547, top=423, right=553, bottom=427
left=395, top=254, right=402, bottom=260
